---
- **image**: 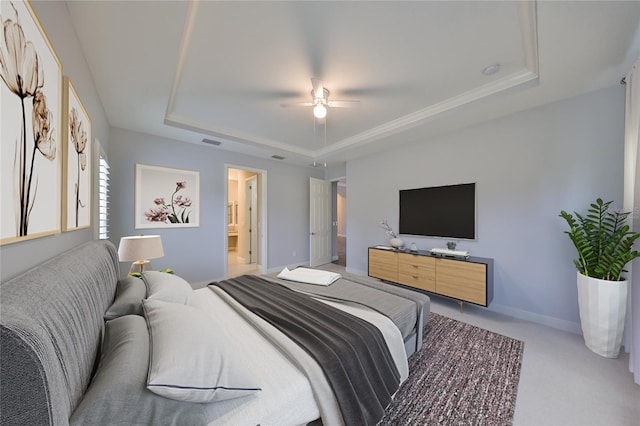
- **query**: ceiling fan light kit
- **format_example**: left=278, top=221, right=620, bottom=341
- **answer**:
left=281, top=78, right=360, bottom=119
left=313, top=104, right=327, bottom=119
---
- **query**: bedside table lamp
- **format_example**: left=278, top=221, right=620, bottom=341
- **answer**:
left=118, top=235, right=164, bottom=274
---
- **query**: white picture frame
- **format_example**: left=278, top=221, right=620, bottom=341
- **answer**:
left=135, top=163, right=200, bottom=229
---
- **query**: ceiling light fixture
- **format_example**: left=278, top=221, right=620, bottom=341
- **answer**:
left=313, top=104, right=327, bottom=119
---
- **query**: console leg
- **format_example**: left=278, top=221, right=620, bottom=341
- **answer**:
left=458, top=300, right=464, bottom=313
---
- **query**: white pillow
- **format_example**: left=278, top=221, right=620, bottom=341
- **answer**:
left=277, top=266, right=342, bottom=286
left=142, top=299, right=261, bottom=403
left=142, top=271, right=195, bottom=306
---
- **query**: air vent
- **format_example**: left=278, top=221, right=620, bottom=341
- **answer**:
left=271, top=155, right=285, bottom=160
left=201, top=138, right=221, bottom=146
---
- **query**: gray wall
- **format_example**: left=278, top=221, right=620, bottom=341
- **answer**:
left=109, top=127, right=323, bottom=283
left=1, top=1, right=110, bottom=281
left=0, top=1, right=627, bottom=336
left=346, top=86, right=625, bottom=331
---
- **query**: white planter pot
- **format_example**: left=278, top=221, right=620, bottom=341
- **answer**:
left=576, top=272, right=629, bottom=358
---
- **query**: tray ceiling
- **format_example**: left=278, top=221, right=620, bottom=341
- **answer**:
left=66, top=1, right=640, bottom=166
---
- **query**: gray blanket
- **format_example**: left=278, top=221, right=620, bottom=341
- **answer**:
left=210, top=275, right=400, bottom=426
left=265, top=273, right=419, bottom=339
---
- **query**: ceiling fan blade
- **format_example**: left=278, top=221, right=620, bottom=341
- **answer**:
left=280, top=101, right=314, bottom=108
left=327, top=100, right=360, bottom=108
left=311, top=78, right=324, bottom=100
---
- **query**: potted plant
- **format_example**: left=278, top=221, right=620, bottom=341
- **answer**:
left=559, top=198, right=640, bottom=357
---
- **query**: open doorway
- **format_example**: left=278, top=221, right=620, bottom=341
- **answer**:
left=227, top=166, right=265, bottom=278
left=332, top=178, right=346, bottom=267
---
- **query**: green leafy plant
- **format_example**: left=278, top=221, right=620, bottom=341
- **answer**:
left=559, top=198, right=640, bottom=281
left=130, top=268, right=174, bottom=279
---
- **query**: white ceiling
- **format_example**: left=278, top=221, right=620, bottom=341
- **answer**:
left=66, top=0, right=640, bottom=168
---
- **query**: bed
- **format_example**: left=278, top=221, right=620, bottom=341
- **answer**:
left=0, top=240, right=429, bottom=426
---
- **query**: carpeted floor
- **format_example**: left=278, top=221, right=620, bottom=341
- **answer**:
left=379, top=313, right=524, bottom=426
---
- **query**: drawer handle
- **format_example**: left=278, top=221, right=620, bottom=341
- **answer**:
left=413, top=275, right=419, bottom=279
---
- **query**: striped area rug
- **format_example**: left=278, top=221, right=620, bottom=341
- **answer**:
left=379, top=313, right=524, bottom=426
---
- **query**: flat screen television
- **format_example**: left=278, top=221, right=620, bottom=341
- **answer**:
left=399, top=183, right=476, bottom=240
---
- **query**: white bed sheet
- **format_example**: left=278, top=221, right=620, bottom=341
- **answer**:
left=192, top=288, right=320, bottom=426
left=193, top=285, right=409, bottom=426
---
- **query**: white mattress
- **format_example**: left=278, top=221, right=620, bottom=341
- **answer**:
left=192, top=285, right=409, bottom=426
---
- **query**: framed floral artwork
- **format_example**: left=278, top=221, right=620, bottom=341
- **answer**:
left=135, top=163, right=200, bottom=229
left=62, top=78, right=92, bottom=231
left=1, top=0, right=63, bottom=245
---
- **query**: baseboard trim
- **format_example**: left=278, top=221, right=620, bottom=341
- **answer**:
left=346, top=267, right=367, bottom=276
left=487, top=303, right=582, bottom=335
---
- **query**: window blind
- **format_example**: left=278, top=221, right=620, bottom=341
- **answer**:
left=98, top=156, right=110, bottom=240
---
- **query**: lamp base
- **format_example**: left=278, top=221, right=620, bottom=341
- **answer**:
left=129, top=260, right=152, bottom=275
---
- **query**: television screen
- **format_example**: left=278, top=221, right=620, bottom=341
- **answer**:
left=399, top=183, right=475, bottom=239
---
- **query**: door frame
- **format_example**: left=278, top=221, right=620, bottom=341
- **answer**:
left=332, top=177, right=347, bottom=264
left=330, top=176, right=346, bottom=265
left=224, top=164, right=268, bottom=277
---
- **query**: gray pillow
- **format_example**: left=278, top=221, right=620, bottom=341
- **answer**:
left=104, top=276, right=146, bottom=320
left=70, top=315, right=206, bottom=425
left=142, top=299, right=261, bottom=403
left=142, top=271, right=195, bottom=305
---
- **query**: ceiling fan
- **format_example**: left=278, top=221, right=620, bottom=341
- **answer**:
left=280, top=78, right=360, bottom=118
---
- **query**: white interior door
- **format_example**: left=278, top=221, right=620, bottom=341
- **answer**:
left=309, top=177, right=332, bottom=267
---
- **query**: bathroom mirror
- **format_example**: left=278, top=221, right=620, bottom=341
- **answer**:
left=228, top=201, right=237, bottom=225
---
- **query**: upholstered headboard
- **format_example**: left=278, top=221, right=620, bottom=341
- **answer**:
left=0, top=240, right=119, bottom=426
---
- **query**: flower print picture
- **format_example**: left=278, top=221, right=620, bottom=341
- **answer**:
left=135, top=164, right=200, bottom=229
left=63, top=78, right=92, bottom=231
left=1, top=1, right=63, bottom=245
left=146, top=181, right=192, bottom=224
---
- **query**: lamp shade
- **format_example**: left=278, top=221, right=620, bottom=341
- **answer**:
left=118, top=235, right=164, bottom=262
